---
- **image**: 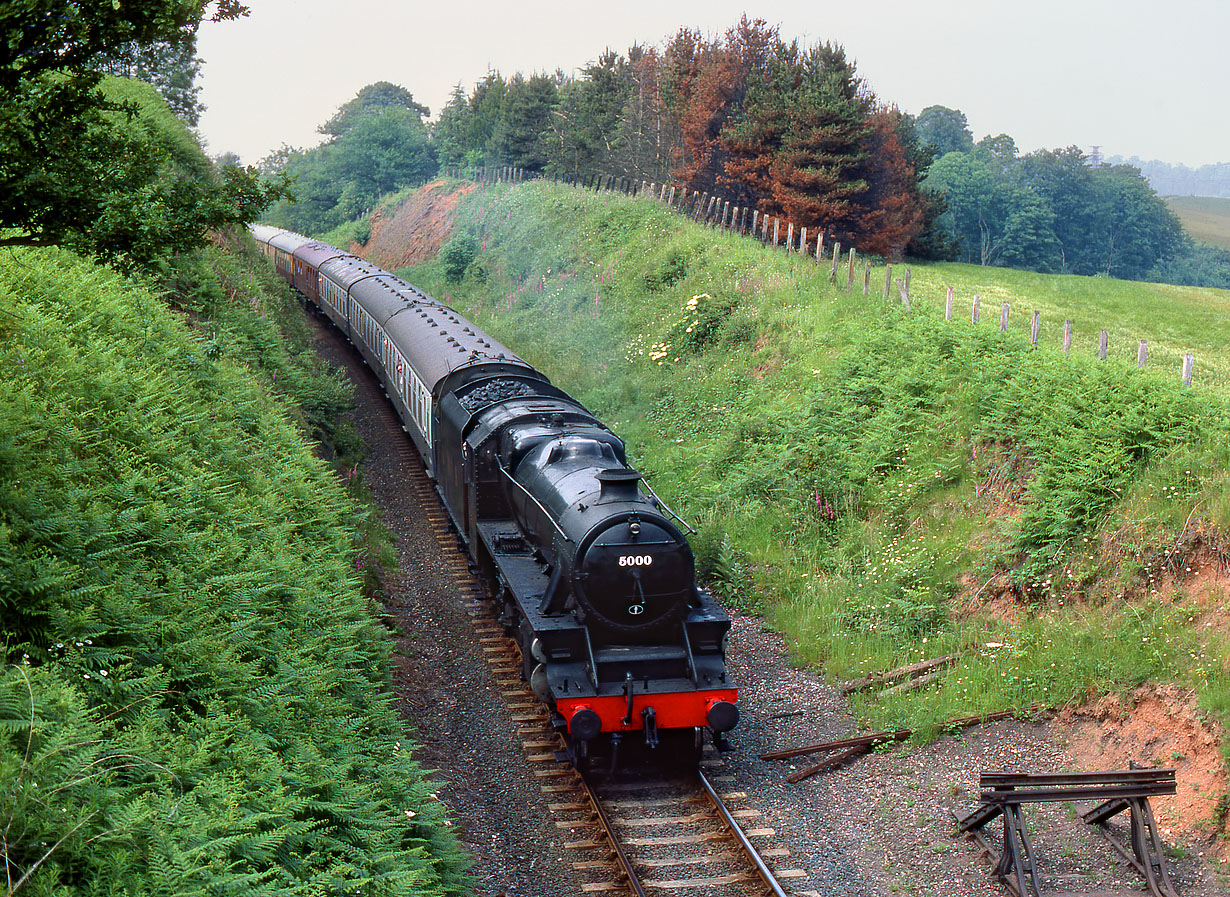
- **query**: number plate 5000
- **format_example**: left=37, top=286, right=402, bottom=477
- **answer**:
left=618, top=555, right=653, bottom=567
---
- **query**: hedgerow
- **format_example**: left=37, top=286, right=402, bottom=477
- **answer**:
left=0, top=247, right=468, bottom=896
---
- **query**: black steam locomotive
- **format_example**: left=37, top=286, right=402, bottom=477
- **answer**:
left=250, top=225, right=737, bottom=766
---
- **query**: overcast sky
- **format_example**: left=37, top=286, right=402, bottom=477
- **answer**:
left=195, top=0, right=1228, bottom=168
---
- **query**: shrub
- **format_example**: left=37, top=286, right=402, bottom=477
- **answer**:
left=439, top=234, right=479, bottom=283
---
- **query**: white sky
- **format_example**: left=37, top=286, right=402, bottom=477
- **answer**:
left=196, top=0, right=1228, bottom=168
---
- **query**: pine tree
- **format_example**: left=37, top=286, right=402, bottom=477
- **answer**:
left=847, top=109, right=926, bottom=259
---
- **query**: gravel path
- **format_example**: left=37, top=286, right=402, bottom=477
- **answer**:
left=311, top=318, right=1226, bottom=897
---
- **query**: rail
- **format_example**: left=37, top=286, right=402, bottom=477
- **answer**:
left=697, top=769, right=789, bottom=897
left=578, top=771, right=647, bottom=897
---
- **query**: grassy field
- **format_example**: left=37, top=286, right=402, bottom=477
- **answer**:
left=388, top=180, right=1230, bottom=758
left=907, top=261, right=1230, bottom=394
left=1167, top=195, right=1230, bottom=249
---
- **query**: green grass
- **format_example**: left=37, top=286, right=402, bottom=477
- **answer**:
left=904, top=262, right=1230, bottom=394
left=390, top=179, right=1230, bottom=760
left=1166, top=195, right=1230, bottom=249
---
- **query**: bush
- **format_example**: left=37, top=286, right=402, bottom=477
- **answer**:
left=439, top=234, right=479, bottom=283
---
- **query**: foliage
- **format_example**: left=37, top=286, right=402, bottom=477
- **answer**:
left=438, top=234, right=480, bottom=283
left=913, top=105, right=974, bottom=156
left=0, top=243, right=468, bottom=895
left=551, top=51, right=631, bottom=174
left=0, top=2, right=281, bottom=267
left=924, top=139, right=1187, bottom=280
left=263, top=85, right=437, bottom=233
left=1149, top=241, right=1230, bottom=290
left=489, top=72, right=559, bottom=172
left=431, top=18, right=930, bottom=256
left=321, top=80, right=430, bottom=137
left=94, top=28, right=205, bottom=124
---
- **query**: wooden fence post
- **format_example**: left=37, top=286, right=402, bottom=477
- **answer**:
left=972, top=295, right=981, bottom=324
left=1137, top=340, right=1148, bottom=368
left=1098, top=329, right=1109, bottom=361
left=945, top=286, right=954, bottom=321
left=863, top=261, right=871, bottom=295
left=1183, top=354, right=1194, bottom=385
left=786, top=222, right=793, bottom=250
left=1000, top=301, right=1010, bottom=331
left=1030, top=311, right=1040, bottom=346
left=847, top=248, right=856, bottom=290
left=830, top=242, right=842, bottom=281
left=883, top=264, right=892, bottom=298
left=800, top=226, right=807, bottom=254
left=815, top=232, right=825, bottom=261
left=1063, top=320, right=1073, bottom=354
left=667, top=186, right=675, bottom=206
left=898, top=277, right=910, bottom=310
left=903, top=269, right=911, bottom=305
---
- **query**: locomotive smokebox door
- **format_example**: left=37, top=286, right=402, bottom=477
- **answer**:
left=574, top=514, right=693, bottom=632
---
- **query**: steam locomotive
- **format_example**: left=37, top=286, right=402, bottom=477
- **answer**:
left=250, top=224, right=738, bottom=767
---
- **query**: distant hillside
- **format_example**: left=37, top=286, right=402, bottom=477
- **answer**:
left=1166, top=195, right=1230, bottom=249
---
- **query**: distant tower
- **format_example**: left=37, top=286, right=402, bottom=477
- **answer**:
left=1088, top=145, right=1103, bottom=167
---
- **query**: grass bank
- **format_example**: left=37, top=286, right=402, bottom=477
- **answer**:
left=0, top=241, right=468, bottom=895
left=392, top=180, right=1230, bottom=753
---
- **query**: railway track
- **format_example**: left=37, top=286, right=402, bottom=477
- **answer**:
left=312, top=317, right=810, bottom=895
left=473, top=624, right=806, bottom=895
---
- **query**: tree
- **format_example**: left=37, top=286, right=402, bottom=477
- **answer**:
left=665, top=19, right=767, bottom=193
left=975, top=133, right=1018, bottom=175
left=550, top=50, right=631, bottom=174
left=95, top=31, right=206, bottom=125
left=0, top=1, right=236, bottom=88
left=320, top=81, right=429, bottom=137
left=996, top=187, right=1061, bottom=271
left=329, top=106, right=436, bottom=217
left=848, top=109, right=926, bottom=259
left=1013, top=147, right=1101, bottom=274
left=615, top=45, right=678, bottom=182
left=490, top=72, right=558, bottom=171
left=433, top=83, right=473, bottom=168
left=913, top=105, right=974, bottom=156
left=467, top=71, right=509, bottom=165
left=0, top=1, right=282, bottom=266
left=1088, top=164, right=1187, bottom=278
left=720, top=37, right=873, bottom=242
left=924, top=151, right=1009, bottom=265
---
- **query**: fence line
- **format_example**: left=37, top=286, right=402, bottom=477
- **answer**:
left=441, top=165, right=1200, bottom=386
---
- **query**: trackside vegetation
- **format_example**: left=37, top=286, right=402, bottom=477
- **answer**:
left=0, top=242, right=469, bottom=895
left=395, top=180, right=1230, bottom=758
